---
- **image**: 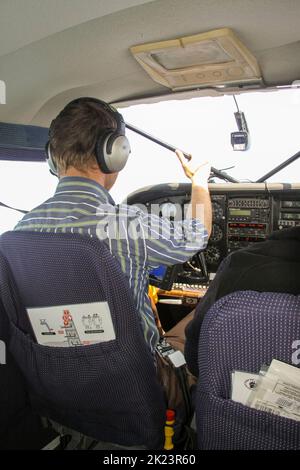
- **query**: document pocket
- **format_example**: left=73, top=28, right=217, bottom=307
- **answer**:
left=197, top=392, right=300, bottom=450
left=9, top=321, right=119, bottom=410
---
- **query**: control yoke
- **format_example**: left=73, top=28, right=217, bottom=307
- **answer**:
left=125, top=123, right=239, bottom=183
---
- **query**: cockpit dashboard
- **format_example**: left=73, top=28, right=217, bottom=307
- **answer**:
left=127, top=182, right=300, bottom=290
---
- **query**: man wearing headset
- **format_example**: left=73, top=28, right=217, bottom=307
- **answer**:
left=14, top=97, right=212, bottom=364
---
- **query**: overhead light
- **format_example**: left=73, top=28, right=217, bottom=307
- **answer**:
left=131, top=28, right=262, bottom=91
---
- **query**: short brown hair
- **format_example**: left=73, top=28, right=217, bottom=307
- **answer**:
left=49, top=98, right=117, bottom=173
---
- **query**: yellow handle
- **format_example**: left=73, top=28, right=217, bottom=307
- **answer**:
left=164, top=425, right=174, bottom=450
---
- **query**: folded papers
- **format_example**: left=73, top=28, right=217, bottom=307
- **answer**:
left=231, top=359, right=300, bottom=422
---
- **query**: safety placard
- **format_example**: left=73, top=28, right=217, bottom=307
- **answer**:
left=27, top=302, right=116, bottom=347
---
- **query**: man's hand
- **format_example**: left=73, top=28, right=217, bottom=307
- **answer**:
left=175, top=150, right=212, bottom=236
left=175, top=149, right=211, bottom=187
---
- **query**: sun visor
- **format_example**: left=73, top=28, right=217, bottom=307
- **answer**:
left=130, top=28, right=262, bottom=91
left=0, top=122, right=48, bottom=161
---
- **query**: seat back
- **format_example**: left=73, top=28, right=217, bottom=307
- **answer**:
left=196, top=290, right=300, bottom=450
left=0, top=231, right=165, bottom=449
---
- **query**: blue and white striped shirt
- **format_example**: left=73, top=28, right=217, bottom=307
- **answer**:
left=15, top=177, right=208, bottom=352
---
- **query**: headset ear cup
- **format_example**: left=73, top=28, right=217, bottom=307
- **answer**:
left=103, top=134, right=131, bottom=173
left=95, top=130, right=113, bottom=174
left=95, top=132, right=131, bottom=174
left=45, top=142, right=58, bottom=177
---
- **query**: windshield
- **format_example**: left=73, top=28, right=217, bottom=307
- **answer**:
left=114, top=88, right=300, bottom=201
left=0, top=87, right=299, bottom=234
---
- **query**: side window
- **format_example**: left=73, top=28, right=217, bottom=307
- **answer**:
left=0, top=161, right=56, bottom=235
left=0, top=207, right=21, bottom=234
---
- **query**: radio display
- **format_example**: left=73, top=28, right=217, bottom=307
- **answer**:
left=282, top=212, right=300, bottom=220
left=282, top=201, right=300, bottom=208
left=229, top=208, right=252, bottom=217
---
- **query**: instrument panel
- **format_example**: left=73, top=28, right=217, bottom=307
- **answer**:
left=127, top=183, right=300, bottom=285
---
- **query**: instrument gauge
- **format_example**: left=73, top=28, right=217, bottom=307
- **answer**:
left=210, top=224, right=223, bottom=243
left=212, top=202, right=224, bottom=221
left=160, top=202, right=178, bottom=219
left=205, top=246, right=221, bottom=265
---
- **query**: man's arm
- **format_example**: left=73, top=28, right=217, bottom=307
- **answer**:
left=176, top=150, right=212, bottom=237
left=140, top=212, right=209, bottom=268
left=139, top=150, right=212, bottom=269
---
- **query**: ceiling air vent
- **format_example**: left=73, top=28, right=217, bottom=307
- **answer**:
left=130, top=28, right=262, bottom=91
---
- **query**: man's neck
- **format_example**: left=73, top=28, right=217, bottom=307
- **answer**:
left=60, top=167, right=107, bottom=188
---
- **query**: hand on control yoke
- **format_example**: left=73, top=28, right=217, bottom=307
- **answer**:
left=175, top=150, right=212, bottom=236
left=175, top=149, right=211, bottom=188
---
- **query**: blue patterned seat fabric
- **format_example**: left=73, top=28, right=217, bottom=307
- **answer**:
left=0, top=231, right=166, bottom=449
left=196, top=290, right=300, bottom=450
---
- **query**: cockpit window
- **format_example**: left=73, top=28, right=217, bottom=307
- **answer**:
left=115, top=88, right=299, bottom=202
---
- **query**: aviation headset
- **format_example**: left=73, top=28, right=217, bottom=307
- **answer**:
left=45, top=97, right=131, bottom=176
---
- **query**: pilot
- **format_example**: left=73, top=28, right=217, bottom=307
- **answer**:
left=14, top=97, right=212, bottom=383
left=185, top=225, right=300, bottom=377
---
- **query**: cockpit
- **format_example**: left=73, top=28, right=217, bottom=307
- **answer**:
left=0, top=0, right=300, bottom=454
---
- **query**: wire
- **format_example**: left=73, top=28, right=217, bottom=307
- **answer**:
left=219, top=165, right=235, bottom=172
left=233, top=94, right=240, bottom=112
left=0, top=201, right=28, bottom=214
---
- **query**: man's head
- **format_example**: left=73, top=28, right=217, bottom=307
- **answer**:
left=47, top=98, right=130, bottom=189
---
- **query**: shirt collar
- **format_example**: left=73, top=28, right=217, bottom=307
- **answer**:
left=54, top=176, right=115, bottom=205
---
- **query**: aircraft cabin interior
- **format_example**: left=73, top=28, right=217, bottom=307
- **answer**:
left=0, top=0, right=299, bottom=453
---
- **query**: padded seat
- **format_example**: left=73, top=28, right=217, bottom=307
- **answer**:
left=196, top=290, right=300, bottom=450
left=0, top=231, right=166, bottom=449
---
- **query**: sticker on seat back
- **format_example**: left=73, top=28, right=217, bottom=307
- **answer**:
left=26, top=302, right=116, bottom=347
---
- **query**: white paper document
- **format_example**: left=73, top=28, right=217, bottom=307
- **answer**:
left=27, top=302, right=116, bottom=347
left=231, top=371, right=259, bottom=405
left=247, top=360, right=300, bottom=422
